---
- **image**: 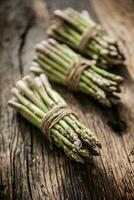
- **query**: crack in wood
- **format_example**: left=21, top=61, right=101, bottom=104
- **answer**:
left=18, top=17, right=33, bottom=76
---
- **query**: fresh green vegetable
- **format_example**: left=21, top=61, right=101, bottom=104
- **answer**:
left=47, top=8, right=125, bottom=68
left=8, top=74, right=101, bottom=163
left=31, top=39, right=124, bottom=107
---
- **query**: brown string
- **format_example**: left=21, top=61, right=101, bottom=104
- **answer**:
left=54, top=10, right=100, bottom=53
left=78, top=25, right=100, bottom=53
left=41, top=105, right=75, bottom=146
left=66, top=58, right=95, bottom=91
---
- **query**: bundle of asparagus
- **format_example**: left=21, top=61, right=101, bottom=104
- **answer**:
left=47, top=7, right=125, bottom=68
left=8, top=74, right=101, bottom=163
left=31, top=38, right=124, bottom=107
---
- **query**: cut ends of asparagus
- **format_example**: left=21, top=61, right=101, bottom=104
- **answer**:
left=8, top=74, right=101, bottom=163
left=47, top=7, right=125, bottom=68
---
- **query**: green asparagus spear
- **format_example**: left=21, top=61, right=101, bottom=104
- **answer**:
left=31, top=39, right=124, bottom=107
left=47, top=8, right=125, bottom=68
left=8, top=74, right=101, bottom=163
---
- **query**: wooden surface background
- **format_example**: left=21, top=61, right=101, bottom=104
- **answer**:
left=0, top=0, right=134, bottom=199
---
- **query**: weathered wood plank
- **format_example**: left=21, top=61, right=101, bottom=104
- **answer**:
left=0, top=0, right=134, bottom=199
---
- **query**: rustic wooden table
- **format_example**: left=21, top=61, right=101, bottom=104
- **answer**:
left=0, top=0, right=134, bottom=199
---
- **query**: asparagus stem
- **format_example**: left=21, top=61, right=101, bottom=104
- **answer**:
left=8, top=74, right=101, bottom=163
left=47, top=8, right=125, bottom=67
left=11, top=88, right=44, bottom=118
left=16, top=80, right=48, bottom=112
left=32, top=39, right=123, bottom=107
left=8, top=100, right=42, bottom=128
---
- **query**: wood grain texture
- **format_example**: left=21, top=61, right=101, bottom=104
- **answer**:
left=0, top=0, right=134, bottom=199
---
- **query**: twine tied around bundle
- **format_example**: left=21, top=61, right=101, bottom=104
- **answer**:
left=53, top=10, right=100, bottom=53
left=41, top=105, right=76, bottom=147
left=66, top=58, right=96, bottom=91
left=78, top=25, right=100, bottom=53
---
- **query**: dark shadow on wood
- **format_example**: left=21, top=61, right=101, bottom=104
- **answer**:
left=110, top=64, right=134, bottom=83
left=53, top=83, right=128, bottom=135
